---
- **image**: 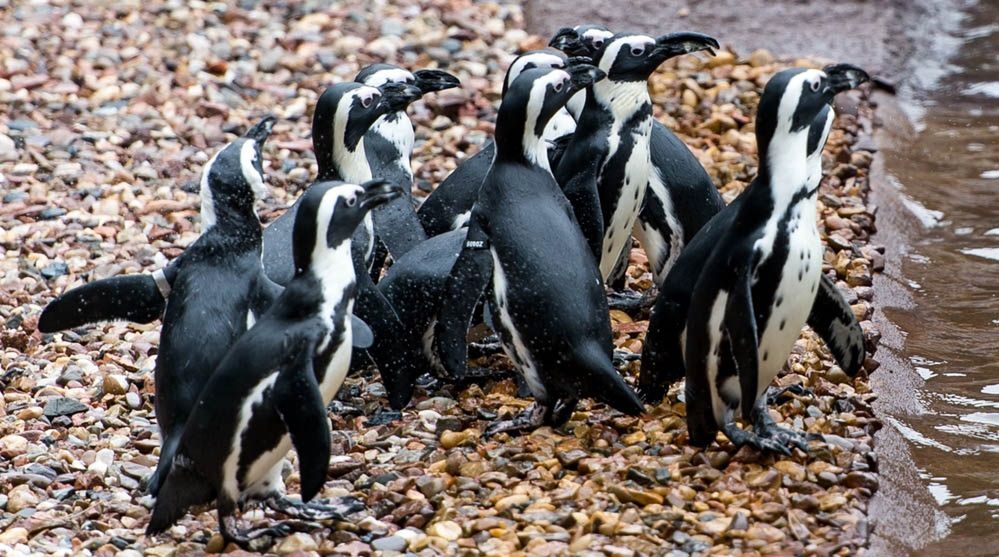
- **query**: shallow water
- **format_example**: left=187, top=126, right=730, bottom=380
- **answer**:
left=874, top=0, right=999, bottom=553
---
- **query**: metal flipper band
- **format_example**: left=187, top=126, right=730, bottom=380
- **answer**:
left=464, top=239, right=489, bottom=250
left=151, top=269, right=172, bottom=298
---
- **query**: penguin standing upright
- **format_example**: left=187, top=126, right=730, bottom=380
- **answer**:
left=42, top=117, right=279, bottom=495
left=550, top=24, right=726, bottom=291
left=433, top=65, right=644, bottom=435
left=417, top=49, right=575, bottom=238
left=147, top=179, right=402, bottom=548
left=674, top=65, right=869, bottom=453
left=639, top=69, right=867, bottom=405
left=554, top=32, right=719, bottom=283
left=353, top=64, right=460, bottom=274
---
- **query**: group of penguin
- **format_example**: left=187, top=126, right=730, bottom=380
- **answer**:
left=36, top=23, right=873, bottom=547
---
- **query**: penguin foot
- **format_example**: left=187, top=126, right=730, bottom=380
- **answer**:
left=721, top=407, right=806, bottom=457
left=468, top=335, right=504, bottom=358
left=220, top=516, right=292, bottom=551
left=367, top=409, right=402, bottom=426
left=766, top=384, right=814, bottom=405
left=755, top=421, right=815, bottom=454
left=613, top=349, right=641, bottom=369
left=606, top=288, right=657, bottom=315
left=483, top=402, right=548, bottom=438
left=267, top=495, right=364, bottom=521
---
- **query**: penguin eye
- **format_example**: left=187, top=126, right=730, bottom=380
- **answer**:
left=346, top=196, right=357, bottom=208
left=361, top=95, right=374, bottom=108
left=631, top=46, right=645, bottom=56
left=553, top=80, right=564, bottom=92
left=810, top=79, right=821, bottom=93
left=592, top=39, right=604, bottom=48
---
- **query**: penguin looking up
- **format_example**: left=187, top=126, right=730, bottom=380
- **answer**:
left=353, top=64, right=461, bottom=276
left=433, top=65, right=645, bottom=436
left=147, top=179, right=402, bottom=549
left=42, top=116, right=282, bottom=496
left=554, top=31, right=719, bottom=290
left=672, top=65, right=869, bottom=454
left=551, top=25, right=726, bottom=306
left=417, top=49, right=580, bottom=239
left=639, top=67, right=867, bottom=405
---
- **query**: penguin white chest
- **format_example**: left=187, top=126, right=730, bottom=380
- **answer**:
left=754, top=210, right=822, bottom=401
left=599, top=120, right=651, bottom=279
left=489, top=249, right=546, bottom=399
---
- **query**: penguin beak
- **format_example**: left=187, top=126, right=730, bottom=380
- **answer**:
left=377, top=82, right=424, bottom=113
left=822, top=63, right=871, bottom=95
left=653, top=32, right=720, bottom=61
left=566, top=55, right=595, bottom=67
left=359, top=179, right=404, bottom=211
left=413, top=69, right=461, bottom=94
left=566, top=64, right=606, bottom=91
left=244, top=115, right=277, bottom=143
left=549, top=27, right=588, bottom=57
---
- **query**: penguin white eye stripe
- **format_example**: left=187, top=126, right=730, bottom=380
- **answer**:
left=508, top=53, right=565, bottom=86
left=581, top=28, right=613, bottom=43
left=364, top=68, right=414, bottom=87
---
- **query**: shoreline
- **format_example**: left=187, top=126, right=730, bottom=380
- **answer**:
left=0, top=1, right=904, bottom=555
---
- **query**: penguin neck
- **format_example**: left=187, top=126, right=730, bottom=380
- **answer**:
left=494, top=103, right=551, bottom=174
left=753, top=127, right=815, bottom=218
left=307, top=240, right=356, bottom=323
left=590, top=78, right=652, bottom=127
left=330, top=135, right=373, bottom=183
left=200, top=188, right=261, bottom=235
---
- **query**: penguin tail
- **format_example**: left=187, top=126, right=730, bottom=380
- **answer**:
left=145, top=431, right=183, bottom=497
left=637, top=298, right=686, bottom=403
left=577, top=344, right=645, bottom=417
left=146, top=459, right=213, bottom=535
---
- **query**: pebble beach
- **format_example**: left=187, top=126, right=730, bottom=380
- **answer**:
left=0, top=1, right=885, bottom=555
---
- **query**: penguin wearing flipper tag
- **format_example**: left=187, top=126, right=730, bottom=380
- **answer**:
left=146, top=179, right=400, bottom=549
left=417, top=49, right=578, bottom=238
left=671, top=65, right=869, bottom=454
left=432, top=65, right=644, bottom=436
left=553, top=32, right=719, bottom=291
left=353, top=64, right=460, bottom=277
left=639, top=69, right=867, bottom=405
left=550, top=25, right=725, bottom=304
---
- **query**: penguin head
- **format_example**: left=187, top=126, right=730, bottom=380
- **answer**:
left=549, top=24, right=613, bottom=58
left=312, top=82, right=421, bottom=175
left=355, top=63, right=460, bottom=96
left=501, top=49, right=569, bottom=97
left=292, top=179, right=404, bottom=273
left=199, top=115, right=275, bottom=229
left=498, top=65, right=605, bottom=159
left=593, top=32, right=719, bottom=82
left=755, top=65, right=869, bottom=158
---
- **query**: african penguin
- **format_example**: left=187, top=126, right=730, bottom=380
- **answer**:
left=551, top=24, right=725, bottom=295
left=259, top=81, right=429, bottom=410
left=433, top=64, right=645, bottom=436
left=554, top=31, right=719, bottom=285
left=146, top=179, right=402, bottom=548
left=639, top=66, right=868, bottom=405
left=416, top=49, right=578, bottom=239
left=675, top=65, right=869, bottom=454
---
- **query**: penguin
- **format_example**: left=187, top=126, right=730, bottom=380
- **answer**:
left=550, top=25, right=726, bottom=295
left=147, top=179, right=401, bottom=548
left=553, top=32, right=719, bottom=287
left=670, top=65, right=869, bottom=454
left=353, top=64, right=460, bottom=275
left=39, top=118, right=280, bottom=491
left=416, top=49, right=577, bottom=238
left=432, top=65, right=644, bottom=435
left=260, top=81, right=429, bottom=410
left=639, top=68, right=868, bottom=405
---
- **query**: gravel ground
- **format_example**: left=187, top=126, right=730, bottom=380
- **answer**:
left=1, top=1, right=883, bottom=555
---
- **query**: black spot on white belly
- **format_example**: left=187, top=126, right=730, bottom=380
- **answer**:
left=763, top=351, right=769, bottom=361
left=780, top=318, right=786, bottom=331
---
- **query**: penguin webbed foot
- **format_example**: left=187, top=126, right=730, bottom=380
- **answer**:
left=766, top=383, right=814, bottom=405
left=219, top=514, right=292, bottom=551
left=483, top=402, right=548, bottom=438
left=468, top=334, right=504, bottom=358
left=367, top=409, right=402, bottom=426
left=606, top=288, right=656, bottom=315
left=266, top=494, right=364, bottom=521
left=721, top=407, right=808, bottom=457
left=753, top=405, right=818, bottom=453
left=613, top=349, right=642, bottom=369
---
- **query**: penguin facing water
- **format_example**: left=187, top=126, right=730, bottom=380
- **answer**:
left=667, top=65, right=869, bottom=454
left=147, top=179, right=402, bottom=548
left=433, top=65, right=645, bottom=435
left=639, top=69, right=868, bottom=406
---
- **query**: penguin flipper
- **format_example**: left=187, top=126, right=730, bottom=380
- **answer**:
left=262, top=199, right=300, bottom=287
left=38, top=272, right=171, bottom=333
left=637, top=296, right=686, bottom=403
left=725, top=269, right=760, bottom=422
left=350, top=315, right=374, bottom=349
left=371, top=196, right=428, bottom=260
left=434, top=218, right=493, bottom=379
left=272, top=338, right=331, bottom=503
left=562, top=171, right=605, bottom=262
left=808, top=274, right=865, bottom=376
left=146, top=457, right=214, bottom=535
